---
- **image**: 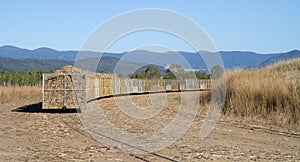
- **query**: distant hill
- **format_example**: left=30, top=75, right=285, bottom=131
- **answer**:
left=0, top=45, right=299, bottom=71
left=75, top=56, right=143, bottom=74
left=178, top=51, right=281, bottom=70
left=0, top=56, right=138, bottom=72
left=219, top=51, right=282, bottom=69
left=0, top=45, right=76, bottom=61
left=0, top=45, right=124, bottom=61
left=251, top=50, right=300, bottom=68
left=0, top=57, right=72, bottom=72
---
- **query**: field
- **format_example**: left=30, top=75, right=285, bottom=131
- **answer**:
left=0, top=59, right=299, bottom=161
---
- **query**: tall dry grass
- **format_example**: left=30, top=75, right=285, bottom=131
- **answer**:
left=0, top=86, right=41, bottom=104
left=223, top=58, right=300, bottom=126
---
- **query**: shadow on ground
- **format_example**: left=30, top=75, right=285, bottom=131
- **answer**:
left=12, top=102, right=77, bottom=113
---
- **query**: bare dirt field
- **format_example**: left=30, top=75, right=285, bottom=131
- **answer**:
left=0, top=92, right=299, bottom=161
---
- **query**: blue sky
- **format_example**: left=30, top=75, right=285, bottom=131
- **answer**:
left=1, top=0, right=299, bottom=53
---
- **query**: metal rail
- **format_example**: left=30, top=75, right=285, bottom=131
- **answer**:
left=59, top=113, right=179, bottom=162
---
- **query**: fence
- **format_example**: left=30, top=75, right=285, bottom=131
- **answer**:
left=42, top=73, right=212, bottom=109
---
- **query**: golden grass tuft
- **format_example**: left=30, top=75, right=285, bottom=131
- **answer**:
left=223, top=58, right=300, bottom=126
left=0, top=86, right=41, bottom=104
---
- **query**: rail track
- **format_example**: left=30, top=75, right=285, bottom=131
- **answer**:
left=57, top=104, right=300, bottom=162
left=42, top=73, right=213, bottom=161
left=58, top=112, right=179, bottom=162
left=57, top=94, right=300, bottom=162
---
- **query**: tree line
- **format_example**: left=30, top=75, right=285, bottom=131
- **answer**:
left=130, top=65, right=211, bottom=79
left=0, top=69, right=53, bottom=86
left=0, top=64, right=223, bottom=86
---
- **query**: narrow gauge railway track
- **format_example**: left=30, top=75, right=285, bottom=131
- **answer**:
left=58, top=101, right=300, bottom=162
left=222, top=121, right=300, bottom=139
left=58, top=113, right=179, bottom=162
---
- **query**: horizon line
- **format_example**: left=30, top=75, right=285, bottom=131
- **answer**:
left=0, top=44, right=299, bottom=54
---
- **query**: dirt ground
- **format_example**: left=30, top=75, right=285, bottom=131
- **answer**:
left=0, top=92, right=299, bottom=161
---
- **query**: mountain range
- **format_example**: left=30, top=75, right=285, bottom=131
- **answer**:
left=249, top=50, right=300, bottom=69
left=0, top=45, right=299, bottom=72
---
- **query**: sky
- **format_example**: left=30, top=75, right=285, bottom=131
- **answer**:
left=1, top=0, right=300, bottom=53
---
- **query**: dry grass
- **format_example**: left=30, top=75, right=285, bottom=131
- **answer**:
left=0, top=86, right=41, bottom=104
left=222, top=58, right=300, bottom=127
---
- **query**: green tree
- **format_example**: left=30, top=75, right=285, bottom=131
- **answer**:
left=195, top=71, right=210, bottom=79
left=163, top=69, right=176, bottom=79
left=144, top=65, right=162, bottom=79
left=131, top=65, right=162, bottom=79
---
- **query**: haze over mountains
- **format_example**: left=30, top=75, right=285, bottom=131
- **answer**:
left=0, top=45, right=299, bottom=72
